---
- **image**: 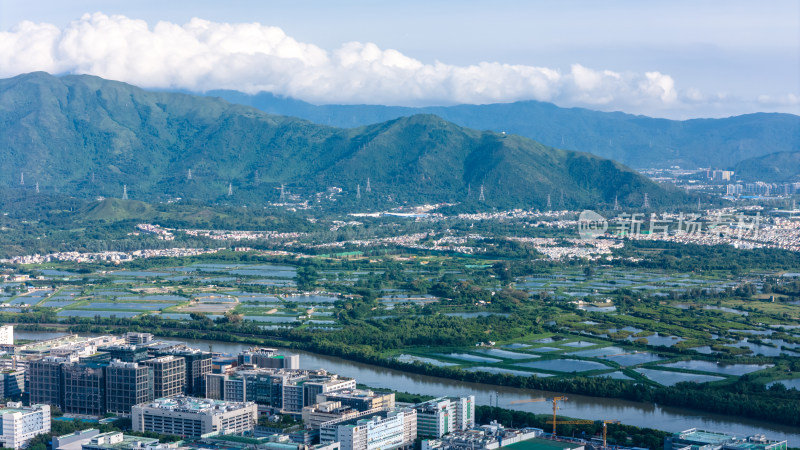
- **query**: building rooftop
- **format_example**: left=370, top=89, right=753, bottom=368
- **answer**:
left=84, top=432, right=159, bottom=450
left=678, top=430, right=734, bottom=445
left=504, top=438, right=583, bottom=450
left=141, top=396, right=254, bottom=414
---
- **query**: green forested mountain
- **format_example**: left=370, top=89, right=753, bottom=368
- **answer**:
left=0, top=72, right=690, bottom=209
left=735, top=151, right=800, bottom=183
left=207, top=90, right=800, bottom=169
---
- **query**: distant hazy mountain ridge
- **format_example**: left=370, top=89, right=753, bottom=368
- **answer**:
left=0, top=72, right=690, bottom=209
left=206, top=90, right=800, bottom=169
left=735, top=152, right=800, bottom=183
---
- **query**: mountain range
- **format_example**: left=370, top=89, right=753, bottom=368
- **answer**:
left=0, top=72, right=692, bottom=209
left=205, top=90, right=800, bottom=170
left=735, top=151, right=800, bottom=183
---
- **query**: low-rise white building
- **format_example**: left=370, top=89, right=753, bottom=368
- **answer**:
left=132, top=396, right=257, bottom=438
left=0, top=402, right=51, bottom=449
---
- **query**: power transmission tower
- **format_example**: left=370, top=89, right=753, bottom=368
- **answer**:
left=122, top=185, right=128, bottom=200
left=642, top=192, right=650, bottom=209
left=228, top=183, right=232, bottom=196
left=279, top=184, right=286, bottom=202
left=35, top=182, right=39, bottom=194
left=697, top=197, right=702, bottom=210
left=613, top=195, right=620, bottom=211
left=356, top=184, right=361, bottom=200
left=546, top=194, right=552, bottom=210
left=187, top=169, right=192, bottom=180
left=366, top=177, right=371, bottom=193
left=254, top=170, right=259, bottom=185
left=19, top=172, right=23, bottom=185
left=479, top=184, right=485, bottom=202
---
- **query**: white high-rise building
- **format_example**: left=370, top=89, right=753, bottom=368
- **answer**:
left=414, top=396, right=475, bottom=438
left=321, top=408, right=417, bottom=450
left=0, top=326, right=12, bottom=345
left=0, top=402, right=51, bottom=449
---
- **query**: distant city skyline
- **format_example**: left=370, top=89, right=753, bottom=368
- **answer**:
left=0, top=0, right=797, bottom=119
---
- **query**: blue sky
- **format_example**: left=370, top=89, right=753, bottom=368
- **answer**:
left=0, top=0, right=797, bottom=118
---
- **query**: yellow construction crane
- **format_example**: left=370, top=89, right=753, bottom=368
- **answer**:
left=510, top=396, right=568, bottom=437
left=545, top=420, right=620, bottom=448
left=601, top=420, right=620, bottom=448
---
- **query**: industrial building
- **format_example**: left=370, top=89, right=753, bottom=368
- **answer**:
left=665, top=429, right=788, bottom=450
left=52, top=429, right=169, bottom=450
left=0, top=370, right=24, bottom=399
left=238, top=348, right=300, bottom=370
left=316, top=389, right=395, bottom=412
left=414, top=396, right=475, bottom=438
left=283, top=373, right=356, bottom=413
left=105, top=360, right=154, bottom=416
left=131, top=396, right=257, bottom=438
left=142, top=356, right=186, bottom=398
left=149, top=347, right=212, bottom=396
left=124, top=333, right=154, bottom=346
left=421, top=424, right=547, bottom=450
left=205, top=367, right=354, bottom=413
left=0, top=402, right=51, bottom=449
left=320, top=408, right=417, bottom=450
left=62, top=362, right=106, bottom=416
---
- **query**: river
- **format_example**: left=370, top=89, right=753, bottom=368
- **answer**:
left=15, top=330, right=800, bottom=445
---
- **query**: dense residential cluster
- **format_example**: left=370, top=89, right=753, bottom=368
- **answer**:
left=0, top=249, right=222, bottom=265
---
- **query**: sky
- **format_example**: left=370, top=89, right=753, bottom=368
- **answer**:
left=0, top=0, right=798, bottom=119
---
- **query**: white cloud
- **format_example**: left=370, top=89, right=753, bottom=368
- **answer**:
left=0, top=13, right=794, bottom=117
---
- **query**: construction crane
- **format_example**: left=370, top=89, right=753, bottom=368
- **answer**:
left=545, top=420, right=620, bottom=448
left=510, top=396, right=567, bottom=437
left=601, top=420, right=620, bottom=448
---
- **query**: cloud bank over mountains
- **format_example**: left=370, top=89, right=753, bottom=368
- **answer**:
left=0, top=13, right=796, bottom=117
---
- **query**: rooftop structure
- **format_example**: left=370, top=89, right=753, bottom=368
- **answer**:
left=320, top=408, right=417, bottom=450
left=422, top=427, right=549, bottom=450
left=665, top=429, right=788, bottom=450
left=238, top=348, right=299, bottom=370
left=132, top=396, right=257, bottom=438
left=53, top=429, right=170, bottom=450
left=316, top=389, right=395, bottom=412
left=302, top=401, right=382, bottom=430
